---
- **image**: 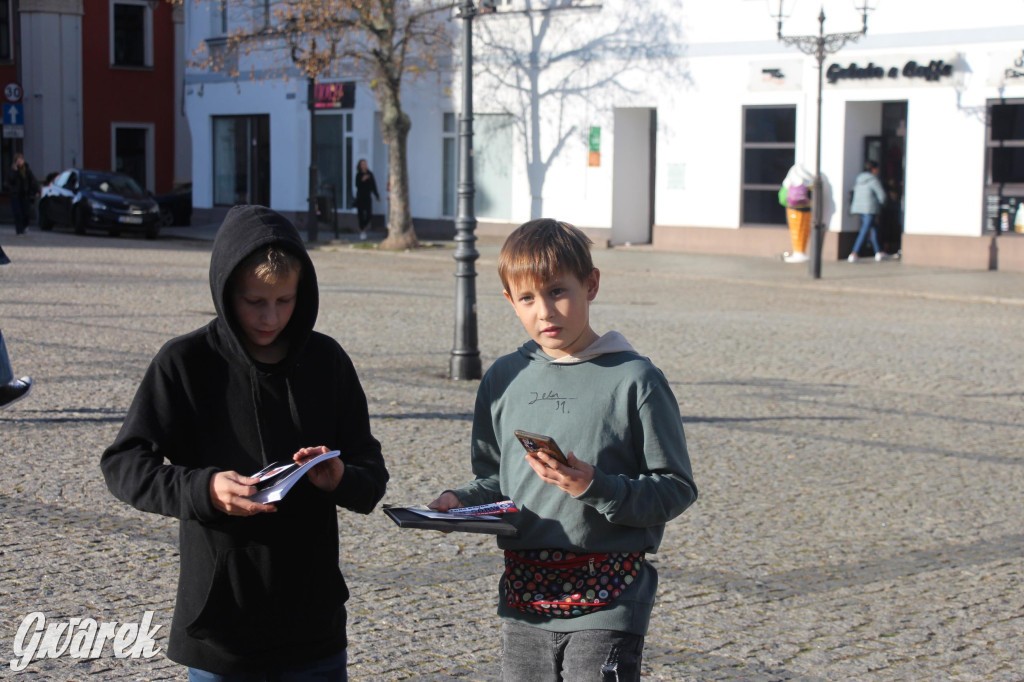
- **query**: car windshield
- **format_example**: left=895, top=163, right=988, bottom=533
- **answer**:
left=81, top=172, right=146, bottom=198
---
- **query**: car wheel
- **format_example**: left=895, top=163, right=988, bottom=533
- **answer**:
left=73, top=207, right=86, bottom=235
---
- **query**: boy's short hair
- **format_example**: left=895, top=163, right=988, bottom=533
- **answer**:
left=235, top=245, right=303, bottom=285
left=498, top=219, right=594, bottom=292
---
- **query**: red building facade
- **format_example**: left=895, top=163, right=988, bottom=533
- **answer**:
left=3, top=0, right=187, bottom=217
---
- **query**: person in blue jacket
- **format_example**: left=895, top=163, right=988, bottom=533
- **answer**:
left=848, top=160, right=889, bottom=262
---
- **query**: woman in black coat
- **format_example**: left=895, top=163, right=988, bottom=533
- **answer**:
left=7, top=154, right=40, bottom=235
left=353, top=158, right=379, bottom=241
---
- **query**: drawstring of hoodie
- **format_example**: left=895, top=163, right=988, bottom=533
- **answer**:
left=248, top=365, right=305, bottom=466
left=285, top=375, right=303, bottom=436
left=249, top=366, right=269, bottom=465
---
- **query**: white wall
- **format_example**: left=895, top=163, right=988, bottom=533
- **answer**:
left=20, top=4, right=83, bottom=177
left=182, top=0, right=1024, bottom=239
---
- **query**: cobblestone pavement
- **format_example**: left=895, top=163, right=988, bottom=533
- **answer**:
left=1, top=227, right=1022, bottom=681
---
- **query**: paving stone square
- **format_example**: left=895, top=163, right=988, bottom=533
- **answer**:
left=1, top=228, right=1022, bottom=680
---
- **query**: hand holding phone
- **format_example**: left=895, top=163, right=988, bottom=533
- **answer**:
left=514, top=430, right=568, bottom=466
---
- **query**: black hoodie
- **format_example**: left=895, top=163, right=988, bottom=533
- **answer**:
left=101, top=205, right=389, bottom=674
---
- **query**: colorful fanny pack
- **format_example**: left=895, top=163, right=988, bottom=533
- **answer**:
left=502, top=548, right=644, bottom=618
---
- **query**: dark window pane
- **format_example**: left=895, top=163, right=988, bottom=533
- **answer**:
left=742, top=189, right=787, bottom=225
left=991, top=104, right=1024, bottom=142
left=114, top=4, right=146, bottom=66
left=315, top=114, right=345, bottom=206
left=744, top=107, right=796, bottom=143
left=744, top=147, right=795, bottom=184
left=115, top=128, right=147, bottom=188
left=0, top=0, right=10, bottom=60
left=991, top=147, right=1024, bottom=184
left=443, top=138, right=456, bottom=216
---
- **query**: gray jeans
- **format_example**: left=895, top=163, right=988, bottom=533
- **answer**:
left=0, top=330, right=12, bottom=385
left=501, top=620, right=644, bottom=682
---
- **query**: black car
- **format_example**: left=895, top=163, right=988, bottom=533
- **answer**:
left=154, top=182, right=192, bottom=227
left=38, top=169, right=161, bottom=239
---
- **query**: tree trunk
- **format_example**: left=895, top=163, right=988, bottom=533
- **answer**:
left=378, top=82, right=418, bottom=250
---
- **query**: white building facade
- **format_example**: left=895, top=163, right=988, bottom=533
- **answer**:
left=185, top=0, right=1024, bottom=270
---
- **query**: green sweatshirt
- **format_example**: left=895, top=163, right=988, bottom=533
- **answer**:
left=452, top=332, right=697, bottom=634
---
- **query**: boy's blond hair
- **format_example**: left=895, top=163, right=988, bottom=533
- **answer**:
left=498, top=219, right=594, bottom=292
left=235, top=245, right=302, bottom=285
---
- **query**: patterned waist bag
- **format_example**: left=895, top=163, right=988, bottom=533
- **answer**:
left=502, top=548, right=644, bottom=618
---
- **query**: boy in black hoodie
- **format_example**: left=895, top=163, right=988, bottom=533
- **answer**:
left=101, top=205, right=388, bottom=680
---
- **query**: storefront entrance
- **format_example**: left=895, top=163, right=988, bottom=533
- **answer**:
left=864, top=102, right=907, bottom=255
left=843, top=101, right=907, bottom=258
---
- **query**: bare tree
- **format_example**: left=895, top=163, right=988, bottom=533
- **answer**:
left=474, top=0, right=689, bottom=219
left=196, top=0, right=456, bottom=249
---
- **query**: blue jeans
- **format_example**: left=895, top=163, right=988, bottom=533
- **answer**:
left=852, top=213, right=881, bottom=256
left=188, top=649, right=347, bottom=682
left=0, top=330, right=12, bottom=385
left=501, top=621, right=644, bottom=682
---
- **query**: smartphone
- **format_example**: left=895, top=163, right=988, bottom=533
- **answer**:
left=514, top=430, right=568, bottom=466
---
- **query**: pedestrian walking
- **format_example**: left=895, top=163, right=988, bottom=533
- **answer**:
left=353, top=158, right=379, bottom=241
left=430, top=219, right=697, bottom=682
left=6, top=154, right=40, bottom=236
left=0, top=329, right=33, bottom=410
left=100, top=205, right=389, bottom=680
left=848, top=160, right=889, bottom=262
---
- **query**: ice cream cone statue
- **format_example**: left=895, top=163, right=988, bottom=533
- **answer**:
left=780, top=164, right=813, bottom=263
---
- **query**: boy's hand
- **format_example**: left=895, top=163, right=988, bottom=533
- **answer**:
left=294, top=445, right=344, bottom=493
left=427, top=491, right=463, bottom=512
left=210, top=471, right=278, bottom=516
left=525, top=451, right=594, bottom=497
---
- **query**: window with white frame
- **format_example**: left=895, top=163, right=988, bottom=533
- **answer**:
left=740, top=105, right=796, bottom=226
left=112, top=124, right=154, bottom=191
left=111, top=0, right=153, bottom=67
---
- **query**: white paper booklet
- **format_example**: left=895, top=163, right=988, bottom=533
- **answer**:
left=247, top=450, right=340, bottom=504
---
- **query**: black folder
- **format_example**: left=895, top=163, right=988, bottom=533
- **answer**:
left=382, top=505, right=519, bottom=537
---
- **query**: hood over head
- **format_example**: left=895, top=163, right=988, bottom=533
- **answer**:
left=209, top=205, right=318, bottom=367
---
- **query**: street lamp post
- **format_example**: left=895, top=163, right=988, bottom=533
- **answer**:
left=775, top=1, right=874, bottom=279
left=307, top=77, right=319, bottom=243
left=449, top=0, right=494, bottom=381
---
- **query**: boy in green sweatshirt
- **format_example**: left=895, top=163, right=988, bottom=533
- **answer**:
left=431, top=218, right=697, bottom=682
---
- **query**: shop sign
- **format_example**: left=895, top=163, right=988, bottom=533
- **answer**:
left=986, top=49, right=1024, bottom=85
left=749, top=60, right=803, bottom=91
left=1005, top=48, right=1024, bottom=80
left=314, top=81, right=355, bottom=109
left=588, top=126, right=600, bottom=167
left=825, top=55, right=956, bottom=87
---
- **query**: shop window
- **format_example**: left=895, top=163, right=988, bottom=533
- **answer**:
left=741, top=106, right=795, bottom=226
left=111, top=1, right=153, bottom=67
left=113, top=125, right=151, bottom=191
left=314, top=112, right=354, bottom=211
left=213, top=115, right=270, bottom=206
left=442, top=112, right=457, bottom=217
left=984, top=99, right=1024, bottom=233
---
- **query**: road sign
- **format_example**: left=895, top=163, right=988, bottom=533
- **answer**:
left=3, top=102, right=23, bottom=125
left=4, top=82, right=22, bottom=102
left=2, top=125, right=24, bottom=139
